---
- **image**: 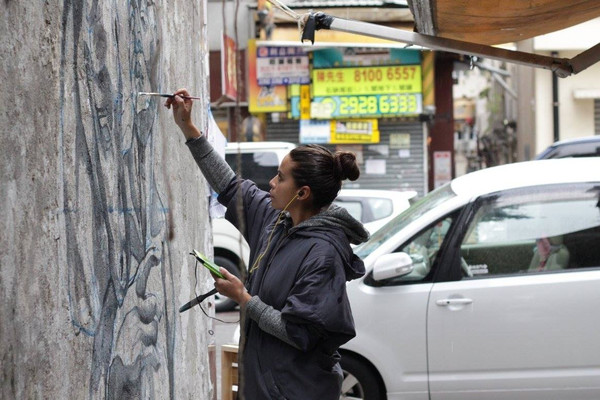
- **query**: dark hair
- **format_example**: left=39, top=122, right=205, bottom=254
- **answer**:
left=289, top=144, right=360, bottom=209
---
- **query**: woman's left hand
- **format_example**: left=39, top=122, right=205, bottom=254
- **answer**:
left=213, top=268, right=251, bottom=307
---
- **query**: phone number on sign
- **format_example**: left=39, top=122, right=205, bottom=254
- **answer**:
left=312, top=94, right=422, bottom=118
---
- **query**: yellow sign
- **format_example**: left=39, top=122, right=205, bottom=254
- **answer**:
left=300, top=85, right=311, bottom=120
left=312, top=65, right=422, bottom=97
left=330, top=119, right=380, bottom=144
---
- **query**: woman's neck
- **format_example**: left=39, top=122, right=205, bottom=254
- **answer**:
left=290, top=207, right=320, bottom=227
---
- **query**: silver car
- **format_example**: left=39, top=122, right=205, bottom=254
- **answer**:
left=341, top=158, right=600, bottom=400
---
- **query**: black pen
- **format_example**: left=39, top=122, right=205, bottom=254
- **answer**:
left=179, top=288, right=218, bottom=313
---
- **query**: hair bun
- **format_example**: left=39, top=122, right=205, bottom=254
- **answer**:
left=334, top=152, right=360, bottom=181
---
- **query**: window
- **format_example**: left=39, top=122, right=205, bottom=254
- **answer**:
left=460, top=184, right=600, bottom=278
left=397, top=216, right=455, bottom=282
left=366, top=214, right=458, bottom=287
left=355, top=183, right=456, bottom=259
left=366, top=198, right=393, bottom=220
left=333, top=200, right=363, bottom=222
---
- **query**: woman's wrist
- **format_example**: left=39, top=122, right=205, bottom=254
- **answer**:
left=180, top=123, right=202, bottom=140
left=238, top=292, right=252, bottom=307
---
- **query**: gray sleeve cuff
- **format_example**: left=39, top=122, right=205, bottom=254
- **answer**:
left=246, top=296, right=300, bottom=350
left=185, top=135, right=235, bottom=194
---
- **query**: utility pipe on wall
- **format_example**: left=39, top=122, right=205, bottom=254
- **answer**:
left=552, top=51, right=560, bottom=142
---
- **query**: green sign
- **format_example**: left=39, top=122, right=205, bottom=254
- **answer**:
left=311, top=93, right=422, bottom=119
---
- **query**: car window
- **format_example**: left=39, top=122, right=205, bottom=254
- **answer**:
left=366, top=214, right=458, bottom=286
left=225, top=151, right=279, bottom=191
left=334, top=200, right=363, bottom=222
left=398, top=216, right=455, bottom=282
left=460, top=183, right=600, bottom=278
left=366, top=198, right=393, bottom=220
left=354, top=184, right=456, bottom=259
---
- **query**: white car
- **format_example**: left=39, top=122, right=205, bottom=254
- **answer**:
left=535, top=135, right=600, bottom=159
left=333, top=189, right=417, bottom=235
left=340, top=157, right=600, bottom=400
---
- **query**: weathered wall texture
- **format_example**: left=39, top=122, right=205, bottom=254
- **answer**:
left=1, top=1, right=215, bottom=399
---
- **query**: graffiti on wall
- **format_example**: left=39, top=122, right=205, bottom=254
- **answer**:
left=59, top=1, right=175, bottom=398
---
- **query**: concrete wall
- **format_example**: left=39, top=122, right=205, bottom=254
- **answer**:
left=1, top=1, right=215, bottom=399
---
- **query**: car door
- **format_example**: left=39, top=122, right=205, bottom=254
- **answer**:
left=427, top=183, right=600, bottom=399
left=348, top=210, right=462, bottom=399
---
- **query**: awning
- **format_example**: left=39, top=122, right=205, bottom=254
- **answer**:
left=266, top=0, right=600, bottom=77
left=408, top=0, right=600, bottom=46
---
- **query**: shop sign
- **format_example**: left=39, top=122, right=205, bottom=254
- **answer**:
left=256, top=46, right=310, bottom=86
left=312, top=65, right=422, bottom=97
left=248, top=40, right=288, bottom=112
left=310, top=64, right=422, bottom=118
left=434, top=151, right=452, bottom=188
left=221, top=33, right=237, bottom=100
left=299, top=85, right=311, bottom=120
left=330, top=119, right=379, bottom=144
left=312, top=48, right=421, bottom=68
left=299, top=119, right=380, bottom=144
left=311, top=93, right=422, bottom=119
left=299, top=120, right=330, bottom=144
left=390, top=133, right=411, bottom=149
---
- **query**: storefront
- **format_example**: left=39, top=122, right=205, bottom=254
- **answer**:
left=248, top=41, right=432, bottom=195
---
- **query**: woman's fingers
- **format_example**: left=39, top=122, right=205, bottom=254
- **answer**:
left=173, top=88, right=190, bottom=97
left=213, top=268, right=246, bottom=303
left=219, top=267, right=233, bottom=280
left=164, top=88, right=190, bottom=109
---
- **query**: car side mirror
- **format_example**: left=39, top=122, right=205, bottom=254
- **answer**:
left=372, top=252, right=414, bottom=281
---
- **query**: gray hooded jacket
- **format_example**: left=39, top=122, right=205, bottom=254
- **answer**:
left=187, top=135, right=369, bottom=400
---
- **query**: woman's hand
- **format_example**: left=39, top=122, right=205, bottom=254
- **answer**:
left=213, top=268, right=251, bottom=307
left=164, top=88, right=201, bottom=140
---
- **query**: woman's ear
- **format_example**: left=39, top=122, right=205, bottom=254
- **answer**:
left=297, top=186, right=310, bottom=200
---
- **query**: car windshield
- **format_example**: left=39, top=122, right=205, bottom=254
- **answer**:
left=354, top=184, right=456, bottom=259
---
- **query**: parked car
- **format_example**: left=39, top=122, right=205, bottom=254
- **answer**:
left=212, top=141, right=416, bottom=311
left=340, top=158, right=600, bottom=400
left=333, top=189, right=417, bottom=235
left=535, top=135, right=600, bottom=159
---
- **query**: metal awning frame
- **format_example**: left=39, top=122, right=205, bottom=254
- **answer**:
left=300, top=12, right=600, bottom=78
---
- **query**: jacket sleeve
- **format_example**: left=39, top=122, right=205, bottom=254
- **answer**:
left=246, top=296, right=301, bottom=350
left=280, top=248, right=357, bottom=352
left=185, top=135, right=235, bottom=194
left=185, top=135, right=277, bottom=247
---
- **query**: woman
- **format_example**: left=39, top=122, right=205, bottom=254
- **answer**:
left=166, top=89, right=369, bottom=400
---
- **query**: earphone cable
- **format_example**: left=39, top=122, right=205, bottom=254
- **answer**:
left=193, top=259, right=240, bottom=325
left=248, top=193, right=298, bottom=274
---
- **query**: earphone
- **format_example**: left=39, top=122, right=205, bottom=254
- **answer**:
left=298, top=190, right=304, bottom=197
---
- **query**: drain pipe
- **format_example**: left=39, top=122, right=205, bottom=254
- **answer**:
left=552, top=51, right=560, bottom=142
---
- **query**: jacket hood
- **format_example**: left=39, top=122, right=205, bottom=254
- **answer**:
left=288, top=204, right=369, bottom=280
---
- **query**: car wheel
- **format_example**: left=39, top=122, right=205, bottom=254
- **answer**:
left=340, top=354, right=384, bottom=400
left=214, top=256, right=243, bottom=312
